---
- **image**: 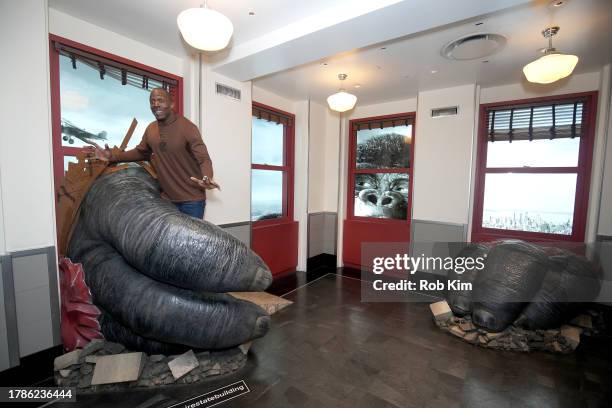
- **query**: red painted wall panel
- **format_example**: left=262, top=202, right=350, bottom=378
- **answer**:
left=252, top=221, right=299, bottom=276
left=343, top=219, right=410, bottom=268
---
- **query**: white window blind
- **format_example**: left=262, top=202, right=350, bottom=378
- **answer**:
left=487, top=100, right=584, bottom=142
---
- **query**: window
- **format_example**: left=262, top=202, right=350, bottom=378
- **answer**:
left=49, top=35, right=183, bottom=190
left=348, top=114, right=414, bottom=221
left=251, top=103, right=295, bottom=222
left=472, top=92, right=597, bottom=242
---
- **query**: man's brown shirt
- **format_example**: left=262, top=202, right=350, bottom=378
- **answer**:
left=111, top=114, right=213, bottom=202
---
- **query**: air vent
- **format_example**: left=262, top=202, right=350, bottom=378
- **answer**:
left=215, top=82, right=241, bottom=100
left=431, top=106, right=458, bottom=118
left=442, top=33, right=506, bottom=60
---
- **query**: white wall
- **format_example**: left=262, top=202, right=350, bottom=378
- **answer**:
left=597, top=67, right=612, bottom=237
left=308, top=101, right=327, bottom=213
left=294, top=101, right=310, bottom=271
left=48, top=9, right=184, bottom=76
left=201, top=66, right=252, bottom=225
left=252, top=86, right=295, bottom=113
left=480, top=71, right=600, bottom=103
left=413, top=84, right=478, bottom=225
left=0, top=166, right=5, bottom=256
left=0, top=0, right=55, bottom=252
left=323, top=109, right=341, bottom=212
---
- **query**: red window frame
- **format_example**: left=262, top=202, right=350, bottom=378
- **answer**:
left=347, top=112, right=416, bottom=224
left=472, top=91, right=598, bottom=243
left=251, top=101, right=295, bottom=226
left=48, top=34, right=184, bottom=192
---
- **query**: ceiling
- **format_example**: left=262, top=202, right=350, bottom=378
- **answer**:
left=48, top=0, right=358, bottom=56
left=253, top=0, right=612, bottom=104
left=49, top=0, right=612, bottom=106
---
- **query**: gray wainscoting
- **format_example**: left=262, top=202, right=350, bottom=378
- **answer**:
left=595, top=235, right=612, bottom=305
left=308, top=212, right=337, bottom=258
left=219, top=221, right=251, bottom=247
left=0, top=246, right=60, bottom=371
left=0, top=255, right=18, bottom=371
left=410, top=219, right=468, bottom=275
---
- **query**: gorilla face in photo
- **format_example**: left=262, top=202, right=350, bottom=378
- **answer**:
left=354, top=173, right=409, bottom=219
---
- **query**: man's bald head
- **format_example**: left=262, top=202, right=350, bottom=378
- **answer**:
left=150, top=87, right=172, bottom=100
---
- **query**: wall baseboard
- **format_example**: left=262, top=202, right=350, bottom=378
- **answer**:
left=307, top=253, right=336, bottom=270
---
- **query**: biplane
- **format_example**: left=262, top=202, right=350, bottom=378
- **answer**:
left=61, top=118, right=107, bottom=145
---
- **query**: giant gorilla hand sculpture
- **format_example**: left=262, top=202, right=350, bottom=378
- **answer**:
left=67, top=166, right=272, bottom=354
left=447, top=241, right=602, bottom=333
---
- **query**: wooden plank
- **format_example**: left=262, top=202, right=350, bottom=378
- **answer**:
left=56, top=119, right=138, bottom=255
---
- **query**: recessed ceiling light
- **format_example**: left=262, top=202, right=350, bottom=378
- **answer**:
left=430, top=70, right=438, bottom=74
left=354, top=84, right=361, bottom=89
left=321, top=62, right=328, bottom=66
left=249, top=11, right=255, bottom=15
left=380, top=47, right=387, bottom=50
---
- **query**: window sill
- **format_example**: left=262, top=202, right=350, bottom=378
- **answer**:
left=472, top=228, right=581, bottom=243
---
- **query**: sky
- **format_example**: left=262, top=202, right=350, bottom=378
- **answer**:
left=59, top=55, right=155, bottom=151
left=251, top=118, right=285, bottom=218
left=356, top=125, right=411, bottom=145
left=252, top=117, right=283, bottom=165
left=484, top=138, right=579, bottom=220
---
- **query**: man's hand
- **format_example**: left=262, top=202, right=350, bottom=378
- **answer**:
left=85, top=142, right=112, bottom=162
left=190, top=176, right=221, bottom=190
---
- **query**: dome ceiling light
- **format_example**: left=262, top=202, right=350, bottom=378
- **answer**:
left=177, top=1, right=234, bottom=52
left=442, top=33, right=507, bottom=60
left=523, top=26, right=578, bottom=84
left=327, top=74, right=357, bottom=113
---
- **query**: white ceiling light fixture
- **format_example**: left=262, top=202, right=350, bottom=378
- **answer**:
left=523, top=26, right=578, bottom=84
left=327, top=74, right=357, bottom=113
left=177, top=1, right=234, bottom=52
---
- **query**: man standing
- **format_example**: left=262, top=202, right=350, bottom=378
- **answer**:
left=90, top=88, right=218, bottom=218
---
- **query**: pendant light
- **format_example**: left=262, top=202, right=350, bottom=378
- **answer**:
left=327, top=74, right=357, bottom=112
left=177, top=1, right=234, bottom=52
left=523, top=26, right=578, bottom=84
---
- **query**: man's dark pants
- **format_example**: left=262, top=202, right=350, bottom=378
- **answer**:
left=175, top=200, right=206, bottom=219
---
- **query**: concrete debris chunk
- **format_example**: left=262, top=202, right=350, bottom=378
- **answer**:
left=429, top=301, right=453, bottom=322
left=54, top=349, right=82, bottom=371
left=91, top=352, right=144, bottom=385
left=560, top=325, right=582, bottom=349
left=80, top=339, right=105, bottom=357
left=239, top=342, right=252, bottom=355
left=570, top=314, right=593, bottom=329
left=449, top=325, right=465, bottom=338
left=85, top=355, right=99, bottom=364
left=168, top=350, right=199, bottom=380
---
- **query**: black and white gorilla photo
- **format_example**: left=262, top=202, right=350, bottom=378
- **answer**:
left=354, top=173, right=409, bottom=219
left=353, top=127, right=411, bottom=219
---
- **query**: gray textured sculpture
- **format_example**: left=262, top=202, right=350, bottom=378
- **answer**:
left=68, top=166, right=273, bottom=354
left=447, top=241, right=602, bottom=333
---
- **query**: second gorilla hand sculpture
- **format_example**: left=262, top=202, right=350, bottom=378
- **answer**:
left=68, top=166, right=273, bottom=354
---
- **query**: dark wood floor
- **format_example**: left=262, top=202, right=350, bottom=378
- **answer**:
left=47, top=272, right=612, bottom=408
